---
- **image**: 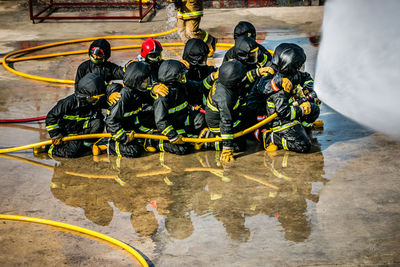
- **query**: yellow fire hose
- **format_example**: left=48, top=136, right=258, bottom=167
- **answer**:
left=0, top=214, right=149, bottom=267
left=0, top=113, right=276, bottom=154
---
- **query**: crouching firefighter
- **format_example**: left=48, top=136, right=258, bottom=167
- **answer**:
left=44, top=73, right=107, bottom=158
left=201, top=60, right=248, bottom=163
left=148, top=59, right=207, bottom=155
left=255, top=45, right=320, bottom=153
left=102, top=62, right=157, bottom=158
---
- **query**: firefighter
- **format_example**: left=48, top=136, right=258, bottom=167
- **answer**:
left=135, top=38, right=164, bottom=85
left=44, top=73, right=107, bottom=158
left=181, top=38, right=217, bottom=81
left=103, top=62, right=157, bottom=158
left=170, top=0, right=217, bottom=57
left=202, top=60, right=248, bottom=162
left=227, top=21, right=270, bottom=59
left=75, top=39, right=124, bottom=89
left=148, top=59, right=206, bottom=155
left=256, top=46, right=320, bottom=153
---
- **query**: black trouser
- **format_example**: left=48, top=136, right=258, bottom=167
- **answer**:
left=263, top=123, right=311, bottom=153
left=50, top=118, right=104, bottom=158
left=108, top=140, right=143, bottom=158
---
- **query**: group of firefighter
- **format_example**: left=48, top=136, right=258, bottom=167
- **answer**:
left=42, top=21, right=321, bottom=163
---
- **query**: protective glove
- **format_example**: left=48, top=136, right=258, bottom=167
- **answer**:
left=127, top=131, right=135, bottom=143
left=300, top=101, right=311, bottom=115
left=171, top=135, right=185, bottom=145
left=51, top=134, right=63, bottom=146
left=258, top=66, right=275, bottom=76
left=220, top=148, right=235, bottom=163
left=211, top=70, right=219, bottom=81
left=180, top=59, right=190, bottom=69
left=282, top=78, right=293, bottom=93
left=108, top=92, right=121, bottom=105
left=152, top=83, right=169, bottom=97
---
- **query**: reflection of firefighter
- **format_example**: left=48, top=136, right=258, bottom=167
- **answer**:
left=263, top=150, right=327, bottom=242
left=50, top=155, right=172, bottom=237
left=171, top=0, right=217, bottom=56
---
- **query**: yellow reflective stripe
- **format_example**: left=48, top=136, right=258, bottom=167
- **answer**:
left=282, top=137, right=288, bottom=150
left=215, top=141, right=220, bottom=151
left=185, top=115, right=190, bottom=126
left=159, top=139, right=164, bottom=152
left=162, top=125, right=174, bottom=135
left=267, top=101, right=275, bottom=108
left=106, top=110, right=111, bottom=115
left=221, top=134, right=233, bottom=139
left=83, top=120, right=89, bottom=129
left=135, top=116, right=140, bottom=125
left=46, top=124, right=59, bottom=131
left=257, top=54, right=268, bottom=67
left=48, top=145, right=54, bottom=158
left=176, top=129, right=186, bottom=135
left=233, top=99, right=240, bottom=110
left=246, top=70, right=255, bottom=83
left=233, top=120, right=241, bottom=128
left=210, top=127, right=220, bottom=133
left=301, top=121, right=313, bottom=128
left=83, top=141, right=92, bottom=147
left=138, top=125, right=152, bottom=133
left=282, top=153, right=289, bottom=167
left=203, top=78, right=212, bottom=89
left=168, top=101, right=188, bottom=114
left=202, top=95, right=207, bottom=106
left=116, top=141, right=121, bottom=157
left=177, top=11, right=204, bottom=18
left=288, top=97, right=294, bottom=104
left=206, top=99, right=219, bottom=112
left=113, top=129, right=125, bottom=140
left=271, top=121, right=300, bottom=132
left=304, top=80, right=313, bottom=85
left=290, top=106, right=296, bottom=120
left=63, top=115, right=90, bottom=121
left=203, top=31, right=209, bottom=43
left=123, top=108, right=142, bottom=117
left=250, top=47, right=259, bottom=53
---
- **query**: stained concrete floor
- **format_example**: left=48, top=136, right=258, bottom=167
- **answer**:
left=0, top=1, right=400, bottom=266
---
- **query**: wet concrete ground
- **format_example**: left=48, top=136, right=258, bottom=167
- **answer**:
left=1, top=1, right=400, bottom=266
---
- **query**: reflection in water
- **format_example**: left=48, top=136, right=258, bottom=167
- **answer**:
left=44, top=140, right=326, bottom=243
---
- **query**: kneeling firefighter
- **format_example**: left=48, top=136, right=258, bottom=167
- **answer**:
left=45, top=73, right=107, bottom=158
left=103, top=62, right=157, bottom=158
left=256, top=46, right=319, bottom=153
left=148, top=59, right=207, bottom=155
left=202, top=60, right=248, bottom=162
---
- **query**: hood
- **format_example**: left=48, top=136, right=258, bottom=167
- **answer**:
left=218, top=60, right=247, bottom=90
left=158, top=60, right=187, bottom=85
left=123, top=61, right=152, bottom=90
left=234, top=36, right=259, bottom=64
left=88, top=39, right=111, bottom=60
left=76, top=73, right=106, bottom=98
left=272, top=43, right=306, bottom=77
left=234, top=21, right=256, bottom=40
left=182, top=38, right=209, bottom=65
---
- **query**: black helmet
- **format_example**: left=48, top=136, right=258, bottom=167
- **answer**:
left=123, top=61, right=152, bottom=92
left=158, top=60, right=188, bottom=85
left=234, top=21, right=256, bottom=40
left=234, top=36, right=259, bottom=65
left=182, top=38, right=209, bottom=66
left=218, top=60, right=247, bottom=89
left=88, top=39, right=111, bottom=64
left=76, top=73, right=106, bottom=105
left=273, top=43, right=306, bottom=76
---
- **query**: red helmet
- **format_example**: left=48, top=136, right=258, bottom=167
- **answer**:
left=140, top=38, right=163, bottom=61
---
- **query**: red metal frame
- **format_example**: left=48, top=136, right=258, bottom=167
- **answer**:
left=28, top=0, right=156, bottom=23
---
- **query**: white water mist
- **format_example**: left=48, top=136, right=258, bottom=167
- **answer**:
left=315, top=0, right=400, bottom=139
